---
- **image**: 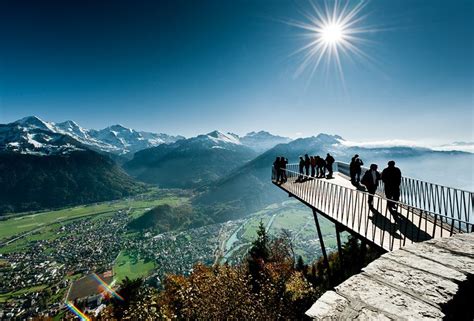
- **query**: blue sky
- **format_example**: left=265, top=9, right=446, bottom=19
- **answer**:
left=0, top=0, right=472, bottom=142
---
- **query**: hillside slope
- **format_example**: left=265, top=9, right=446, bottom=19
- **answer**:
left=194, top=134, right=473, bottom=222
left=0, top=150, right=145, bottom=214
left=124, top=131, right=257, bottom=188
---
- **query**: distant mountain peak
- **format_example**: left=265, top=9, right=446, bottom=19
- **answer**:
left=227, top=132, right=240, bottom=140
left=204, top=130, right=241, bottom=145
left=58, top=119, right=79, bottom=126
left=206, top=130, right=222, bottom=136
left=244, top=130, right=273, bottom=137
left=106, top=124, right=133, bottom=133
left=240, top=130, right=292, bottom=152
left=15, top=116, right=53, bottom=131
left=56, top=120, right=84, bottom=132
left=315, top=133, right=344, bottom=143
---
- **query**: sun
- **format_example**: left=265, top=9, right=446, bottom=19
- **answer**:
left=321, top=23, right=344, bottom=44
left=286, top=0, right=376, bottom=83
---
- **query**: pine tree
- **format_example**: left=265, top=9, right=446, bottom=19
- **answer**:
left=250, top=221, right=270, bottom=261
left=296, top=255, right=305, bottom=272
left=247, top=220, right=270, bottom=292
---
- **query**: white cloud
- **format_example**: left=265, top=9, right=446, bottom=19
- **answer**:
left=338, top=139, right=474, bottom=153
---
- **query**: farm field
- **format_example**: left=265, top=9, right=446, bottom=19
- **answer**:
left=0, top=190, right=188, bottom=242
left=222, top=200, right=343, bottom=264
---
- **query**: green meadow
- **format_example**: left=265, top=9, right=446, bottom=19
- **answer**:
left=0, top=191, right=188, bottom=243
left=113, top=251, right=156, bottom=282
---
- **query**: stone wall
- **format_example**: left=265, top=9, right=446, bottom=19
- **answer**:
left=306, top=233, right=474, bottom=320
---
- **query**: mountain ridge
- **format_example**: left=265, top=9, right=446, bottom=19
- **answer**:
left=0, top=116, right=185, bottom=156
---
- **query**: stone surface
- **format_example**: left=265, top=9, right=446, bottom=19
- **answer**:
left=362, top=257, right=458, bottom=305
left=424, top=232, right=474, bottom=256
left=306, top=232, right=474, bottom=320
left=403, top=243, right=474, bottom=275
left=385, top=248, right=466, bottom=282
left=305, top=291, right=351, bottom=318
left=335, top=274, right=444, bottom=320
left=305, top=291, right=392, bottom=321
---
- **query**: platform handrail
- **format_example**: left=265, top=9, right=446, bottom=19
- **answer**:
left=272, top=165, right=473, bottom=251
left=335, top=161, right=473, bottom=225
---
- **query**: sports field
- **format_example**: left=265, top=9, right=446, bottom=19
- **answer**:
left=113, top=251, right=156, bottom=282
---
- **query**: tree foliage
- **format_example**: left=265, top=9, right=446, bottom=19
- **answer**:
left=98, top=229, right=382, bottom=320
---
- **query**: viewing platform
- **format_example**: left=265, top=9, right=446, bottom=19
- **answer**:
left=272, top=162, right=473, bottom=253
left=273, top=161, right=474, bottom=319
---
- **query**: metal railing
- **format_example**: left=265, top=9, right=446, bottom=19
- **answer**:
left=272, top=165, right=473, bottom=251
left=335, top=161, right=473, bottom=227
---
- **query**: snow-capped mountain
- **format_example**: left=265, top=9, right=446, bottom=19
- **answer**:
left=189, top=130, right=242, bottom=150
left=124, top=130, right=257, bottom=188
left=87, top=124, right=184, bottom=154
left=0, top=116, right=184, bottom=155
left=175, top=130, right=291, bottom=153
left=0, top=116, right=86, bottom=155
left=240, top=131, right=292, bottom=152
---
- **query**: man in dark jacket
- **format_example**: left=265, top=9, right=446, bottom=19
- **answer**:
left=273, top=157, right=281, bottom=183
left=298, top=156, right=305, bottom=181
left=317, top=156, right=326, bottom=178
left=310, top=156, right=316, bottom=177
left=382, top=160, right=402, bottom=210
left=361, top=164, right=381, bottom=208
left=350, top=154, right=364, bottom=185
left=304, top=154, right=311, bottom=176
left=281, top=157, right=288, bottom=182
left=325, top=153, right=335, bottom=178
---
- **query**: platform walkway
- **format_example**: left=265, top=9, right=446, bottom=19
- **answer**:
left=272, top=164, right=473, bottom=252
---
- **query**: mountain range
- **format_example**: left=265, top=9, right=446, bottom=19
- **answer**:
left=0, top=116, right=293, bottom=214
left=1, top=116, right=472, bottom=217
left=0, top=116, right=293, bottom=156
left=0, top=116, right=184, bottom=155
left=124, top=130, right=258, bottom=188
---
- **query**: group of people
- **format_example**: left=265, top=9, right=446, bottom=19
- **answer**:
left=273, top=153, right=335, bottom=183
left=274, top=153, right=403, bottom=212
left=298, top=153, right=335, bottom=180
left=352, top=154, right=402, bottom=210
left=273, top=157, right=288, bottom=183
left=363, top=161, right=402, bottom=210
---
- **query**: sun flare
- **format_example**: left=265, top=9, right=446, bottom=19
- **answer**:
left=288, top=0, right=375, bottom=83
left=321, top=23, right=344, bottom=44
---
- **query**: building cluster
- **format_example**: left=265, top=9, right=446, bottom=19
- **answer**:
left=0, top=211, right=128, bottom=319
left=123, top=223, right=227, bottom=287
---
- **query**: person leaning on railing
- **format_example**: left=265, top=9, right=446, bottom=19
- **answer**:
left=273, top=157, right=281, bottom=183
left=281, top=157, right=288, bottom=182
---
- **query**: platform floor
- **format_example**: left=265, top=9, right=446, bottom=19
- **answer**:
left=274, top=172, right=453, bottom=251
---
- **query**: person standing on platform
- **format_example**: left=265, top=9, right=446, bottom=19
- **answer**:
left=310, top=156, right=316, bottom=177
left=304, top=154, right=311, bottom=177
left=382, top=160, right=402, bottom=210
left=273, top=157, right=281, bottom=183
left=298, top=156, right=305, bottom=181
left=361, top=164, right=381, bottom=209
left=281, top=157, right=288, bottom=183
left=317, top=156, right=326, bottom=178
left=350, top=154, right=364, bottom=185
left=325, top=153, right=335, bottom=179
